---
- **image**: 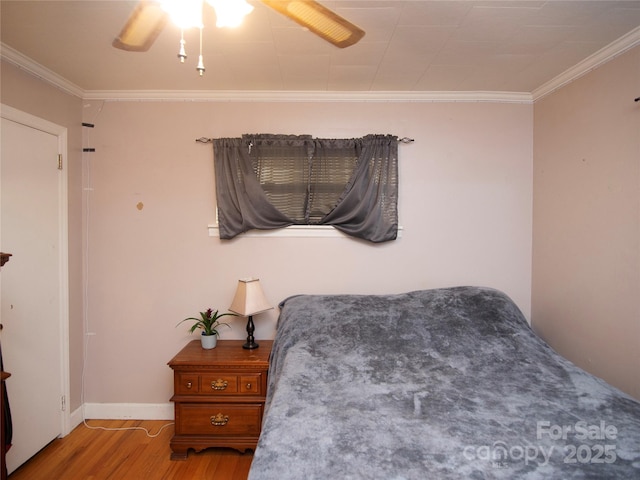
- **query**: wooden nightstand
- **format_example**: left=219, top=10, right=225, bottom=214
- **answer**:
left=168, top=339, right=273, bottom=460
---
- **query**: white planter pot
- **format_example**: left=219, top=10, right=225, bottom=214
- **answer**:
left=201, top=333, right=218, bottom=349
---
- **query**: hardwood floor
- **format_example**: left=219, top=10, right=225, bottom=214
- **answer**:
left=8, top=420, right=253, bottom=480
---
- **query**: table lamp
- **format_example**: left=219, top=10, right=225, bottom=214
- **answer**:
left=229, top=278, right=272, bottom=349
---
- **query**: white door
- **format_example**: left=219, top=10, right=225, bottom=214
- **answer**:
left=0, top=109, right=68, bottom=474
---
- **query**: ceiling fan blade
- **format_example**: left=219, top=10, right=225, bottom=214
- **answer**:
left=260, top=0, right=365, bottom=48
left=112, top=1, right=168, bottom=52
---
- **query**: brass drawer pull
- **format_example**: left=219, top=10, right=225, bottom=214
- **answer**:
left=211, top=379, right=228, bottom=390
left=186, top=381, right=192, bottom=389
left=246, top=383, right=252, bottom=389
left=210, top=413, right=229, bottom=426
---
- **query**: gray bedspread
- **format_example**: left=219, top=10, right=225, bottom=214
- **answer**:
left=248, top=287, right=640, bottom=479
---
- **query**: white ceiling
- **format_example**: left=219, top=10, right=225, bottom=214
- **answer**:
left=1, top=1, right=640, bottom=99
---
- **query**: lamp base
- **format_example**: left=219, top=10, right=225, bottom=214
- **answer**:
left=243, top=315, right=259, bottom=349
left=242, top=340, right=259, bottom=350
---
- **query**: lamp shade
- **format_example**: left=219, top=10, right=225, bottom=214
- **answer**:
left=229, top=278, right=272, bottom=317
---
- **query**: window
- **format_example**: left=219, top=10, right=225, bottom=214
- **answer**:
left=213, top=134, right=398, bottom=243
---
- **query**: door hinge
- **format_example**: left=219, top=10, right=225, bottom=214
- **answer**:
left=58, top=154, right=63, bottom=170
left=61, top=395, right=66, bottom=412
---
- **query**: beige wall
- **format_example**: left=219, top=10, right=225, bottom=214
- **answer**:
left=532, top=46, right=640, bottom=399
left=82, top=99, right=533, bottom=405
left=1, top=60, right=534, bottom=409
left=0, top=60, right=84, bottom=411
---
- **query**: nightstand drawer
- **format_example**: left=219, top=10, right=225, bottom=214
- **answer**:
left=201, top=374, right=239, bottom=394
left=176, top=403, right=262, bottom=436
left=177, top=373, right=265, bottom=396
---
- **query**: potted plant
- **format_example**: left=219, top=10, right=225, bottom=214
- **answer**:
left=177, top=308, right=236, bottom=349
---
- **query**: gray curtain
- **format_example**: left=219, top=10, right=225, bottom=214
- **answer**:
left=213, top=134, right=398, bottom=243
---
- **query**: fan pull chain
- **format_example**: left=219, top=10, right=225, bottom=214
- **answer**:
left=196, top=26, right=205, bottom=76
left=177, top=29, right=187, bottom=63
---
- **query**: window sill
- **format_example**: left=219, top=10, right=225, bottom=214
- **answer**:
left=208, top=225, right=402, bottom=238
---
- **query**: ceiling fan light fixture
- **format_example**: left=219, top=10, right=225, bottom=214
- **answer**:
left=207, top=0, right=255, bottom=28
left=113, top=0, right=365, bottom=68
left=161, top=0, right=203, bottom=29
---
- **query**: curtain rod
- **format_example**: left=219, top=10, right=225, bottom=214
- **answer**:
left=195, top=136, right=414, bottom=144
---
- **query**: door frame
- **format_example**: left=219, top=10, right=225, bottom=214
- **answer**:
left=0, top=103, right=71, bottom=436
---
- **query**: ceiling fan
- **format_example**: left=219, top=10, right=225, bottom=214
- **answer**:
left=112, top=0, right=365, bottom=52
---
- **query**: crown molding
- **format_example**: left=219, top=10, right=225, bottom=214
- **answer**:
left=532, top=25, right=640, bottom=102
left=83, top=89, right=532, bottom=103
left=1, top=42, right=84, bottom=99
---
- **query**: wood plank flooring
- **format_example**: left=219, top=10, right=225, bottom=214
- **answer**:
left=8, top=420, right=253, bottom=480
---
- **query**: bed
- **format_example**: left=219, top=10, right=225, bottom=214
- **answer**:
left=248, top=286, right=640, bottom=479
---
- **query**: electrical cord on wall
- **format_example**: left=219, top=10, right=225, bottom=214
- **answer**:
left=80, top=101, right=174, bottom=438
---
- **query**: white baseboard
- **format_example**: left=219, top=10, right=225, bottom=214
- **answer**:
left=70, top=406, right=84, bottom=430
left=82, top=403, right=174, bottom=420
